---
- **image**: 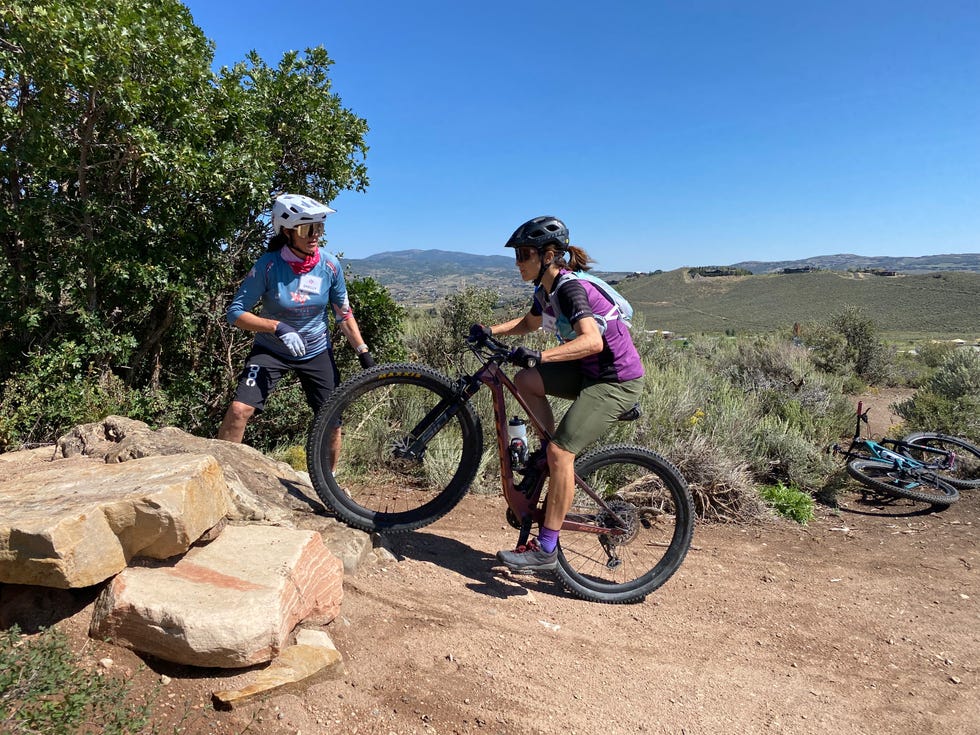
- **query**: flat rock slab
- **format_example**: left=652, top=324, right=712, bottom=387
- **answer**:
left=212, top=629, right=345, bottom=708
left=0, top=453, right=231, bottom=588
left=90, top=525, right=344, bottom=668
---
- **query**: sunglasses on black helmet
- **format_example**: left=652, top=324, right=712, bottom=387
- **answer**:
left=514, top=246, right=538, bottom=263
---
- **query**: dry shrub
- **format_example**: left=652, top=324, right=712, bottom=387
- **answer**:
left=665, top=435, right=764, bottom=522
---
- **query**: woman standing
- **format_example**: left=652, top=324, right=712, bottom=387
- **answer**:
left=218, top=193, right=374, bottom=459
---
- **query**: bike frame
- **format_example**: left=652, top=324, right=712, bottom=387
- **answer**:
left=833, top=401, right=953, bottom=475
left=458, top=340, right=629, bottom=548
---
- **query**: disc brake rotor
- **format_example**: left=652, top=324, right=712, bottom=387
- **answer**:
left=597, top=499, right=640, bottom=547
left=384, top=432, right=423, bottom=472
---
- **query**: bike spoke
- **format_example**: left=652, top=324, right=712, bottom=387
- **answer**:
left=902, top=433, right=980, bottom=489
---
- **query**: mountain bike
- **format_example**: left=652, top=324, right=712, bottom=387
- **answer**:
left=306, top=332, right=695, bottom=604
left=829, top=402, right=959, bottom=507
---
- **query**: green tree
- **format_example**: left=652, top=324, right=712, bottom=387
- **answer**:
left=0, top=0, right=373, bottom=447
left=411, top=286, right=498, bottom=373
left=332, top=273, right=407, bottom=376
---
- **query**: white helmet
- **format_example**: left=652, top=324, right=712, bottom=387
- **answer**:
left=271, top=193, right=335, bottom=234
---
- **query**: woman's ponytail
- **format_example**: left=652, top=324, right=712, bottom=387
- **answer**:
left=267, top=231, right=289, bottom=252
left=565, top=245, right=595, bottom=272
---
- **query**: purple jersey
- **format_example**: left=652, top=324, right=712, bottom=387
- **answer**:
left=531, top=270, right=644, bottom=382
left=227, top=249, right=351, bottom=360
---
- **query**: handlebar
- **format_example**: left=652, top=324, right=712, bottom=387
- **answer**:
left=465, top=331, right=514, bottom=362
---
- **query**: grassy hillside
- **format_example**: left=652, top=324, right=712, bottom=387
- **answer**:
left=616, top=269, right=980, bottom=341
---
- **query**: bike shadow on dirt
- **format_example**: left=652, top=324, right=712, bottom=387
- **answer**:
left=821, top=490, right=953, bottom=519
left=380, top=530, right=577, bottom=602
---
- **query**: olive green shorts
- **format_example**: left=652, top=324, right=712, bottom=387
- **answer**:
left=536, top=362, right=644, bottom=455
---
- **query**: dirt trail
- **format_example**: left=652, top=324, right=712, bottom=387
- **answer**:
left=51, top=483, right=979, bottom=735
left=38, top=387, right=980, bottom=734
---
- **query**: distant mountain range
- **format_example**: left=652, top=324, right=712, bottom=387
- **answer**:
left=341, top=249, right=980, bottom=305
left=341, top=249, right=525, bottom=305
left=732, top=253, right=980, bottom=274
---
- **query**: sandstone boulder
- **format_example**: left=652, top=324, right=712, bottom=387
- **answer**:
left=0, top=453, right=231, bottom=588
left=89, top=525, right=343, bottom=668
left=56, top=416, right=321, bottom=523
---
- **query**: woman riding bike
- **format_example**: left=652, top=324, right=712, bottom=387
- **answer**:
left=473, top=216, right=645, bottom=572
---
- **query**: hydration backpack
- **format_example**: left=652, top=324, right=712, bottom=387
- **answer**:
left=540, top=270, right=634, bottom=343
left=556, top=271, right=634, bottom=329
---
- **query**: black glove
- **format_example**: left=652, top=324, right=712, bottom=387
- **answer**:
left=509, top=346, right=541, bottom=369
left=467, top=323, right=492, bottom=343
left=358, top=351, right=376, bottom=369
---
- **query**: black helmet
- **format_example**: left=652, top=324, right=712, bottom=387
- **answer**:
left=504, top=216, right=569, bottom=251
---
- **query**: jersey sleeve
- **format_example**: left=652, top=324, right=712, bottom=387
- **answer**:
left=326, top=253, right=353, bottom=323
left=553, top=279, right=594, bottom=327
left=226, top=257, right=269, bottom=325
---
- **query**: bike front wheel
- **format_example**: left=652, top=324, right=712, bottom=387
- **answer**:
left=846, top=458, right=959, bottom=507
left=900, top=432, right=980, bottom=489
left=556, top=444, right=695, bottom=604
left=307, top=363, right=483, bottom=533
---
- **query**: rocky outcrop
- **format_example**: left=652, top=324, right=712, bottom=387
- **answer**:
left=0, top=453, right=231, bottom=588
left=56, top=416, right=318, bottom=523
left=0, top=416, right=378, bottom=672
left=213, top=628, right=346, bottom=707
left=89, top=525, right=344, bottom=668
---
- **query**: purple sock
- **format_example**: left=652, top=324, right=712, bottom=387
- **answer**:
left=538, top=527, right=559, bottom=553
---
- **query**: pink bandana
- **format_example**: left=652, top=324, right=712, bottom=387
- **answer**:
left=281, top=246, right=320, bottom=275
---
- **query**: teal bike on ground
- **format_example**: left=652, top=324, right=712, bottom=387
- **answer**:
left=830, top=402, right=962, bottom=508
left=306, top=331, right=695, bottom=604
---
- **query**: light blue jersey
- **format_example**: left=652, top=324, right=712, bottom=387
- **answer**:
left=226, top=249, right=351, bottom=360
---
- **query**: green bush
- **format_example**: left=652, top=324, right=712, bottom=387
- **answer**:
left=0, top=625, right=156, bottom=734
left=406, top=286, right=499, bottom=374
left=0, top=346, right=139, bottom=450
left=894, top=349, right=980, bottom=441
left=273, top=443, right=308, bottom=471
left=915, top=341, right=958, bottom=368
left=758, top=482, right=816, bottom=525
left=804, top=307, right=898, bottom=386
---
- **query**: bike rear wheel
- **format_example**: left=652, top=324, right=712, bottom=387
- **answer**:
left=307, top=363, right=483, bottom=533
left=846, top=458, right=959, bottom=507
left=900, top=432, right=980, bottom=489
left=556, top=445, right=695, bottom=604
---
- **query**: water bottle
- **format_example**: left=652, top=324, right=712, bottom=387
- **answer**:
left=507, top=416, right=529, bottom=468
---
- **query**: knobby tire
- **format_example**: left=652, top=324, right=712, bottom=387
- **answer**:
left=307, top=363, right=483, bottom=533
left=846, top=458, right=959, bottom=507
left=556, top=444, right=695, bottom=604
left=900, top=432, right=980, bottom=490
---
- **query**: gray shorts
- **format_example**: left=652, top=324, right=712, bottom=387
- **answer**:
left=536, top=362, right=644, bottom=455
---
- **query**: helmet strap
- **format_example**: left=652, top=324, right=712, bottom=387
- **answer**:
left=533, top=250, right=555, bottom=287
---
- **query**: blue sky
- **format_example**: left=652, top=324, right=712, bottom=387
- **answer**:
left=182, top=1, right=979, bottom=272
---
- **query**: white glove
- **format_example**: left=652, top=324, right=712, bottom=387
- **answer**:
left=274, top=322, right=307, bottom=357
